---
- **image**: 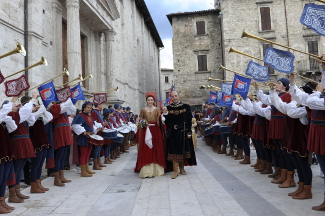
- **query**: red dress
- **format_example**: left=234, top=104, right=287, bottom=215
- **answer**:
left=134, top=108, right=166, bottom=172
left=8, top=112, right=36, bottom=159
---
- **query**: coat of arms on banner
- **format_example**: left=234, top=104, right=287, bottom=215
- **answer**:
left=93, top=93, right=107, bottom=105
left=56, top=86, right=71, bottom=102
left=4, top=75, right=30, bottom=97
left=221, top=83, right=232, bottom=95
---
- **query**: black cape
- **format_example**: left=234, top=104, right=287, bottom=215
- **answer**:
left=165, top=102, right=197, bottom=165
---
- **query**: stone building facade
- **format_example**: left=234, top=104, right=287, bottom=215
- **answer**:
left=216, top=0, right=322, bottom=88
left=160, top=68, right=173, bottom=102
left=166, top=10, right=223, bottom=107
left=0, top=0, right=163, bottom=114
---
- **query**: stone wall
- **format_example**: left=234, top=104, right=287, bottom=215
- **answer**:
left=168, top=10, right=223, bottom=105
left=161, top=68, right=174, bottom=102
left=0, top=0, right=162, bottom=115
left=219, top=0, right=322, bottom=91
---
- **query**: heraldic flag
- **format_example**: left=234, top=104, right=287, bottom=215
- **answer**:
left=231, top=74, right=251, bottom=99
left=219, top=93, right=233, bottom=109
left=209, top=91, right=217, bottom=103
left=245, top=61, right=269, bottom=82
left=70, top=83, right=85, bottom=104
left=216, top=91, right=222, bottom=104
left=300, top=3, right=325, bottom=36
left=264, top=47, right=295, bottom=74
left=38, top=81, right=59, bottom=108
left=219, top=83, right=233, bottom=109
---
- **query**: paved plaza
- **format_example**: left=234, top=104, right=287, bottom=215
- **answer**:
left=6, top=139, right=325, bottom=216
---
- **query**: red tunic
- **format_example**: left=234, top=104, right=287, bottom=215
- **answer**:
left=50, top=104, right=73, bottom=150
left=0, top=126, right=13, bottom=163
left=247, top=116, right=254, bottom=137
left=282, top=117, right=308, bottom=156
left=29, top=119, right=50, bottom=152
left=268, top=92, right=291, bottom=139
left=236, top=113, right=250, bottom=137
left=8, top=112, right=36, bottom=159
left=306, top=108, right=325, bottom=155
left=251, top=114, right=267, bottom=141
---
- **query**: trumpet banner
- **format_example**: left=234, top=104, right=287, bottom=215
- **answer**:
left=209, top=91, right=217, bottom=103
left=4, top=75, right=30, bottom=97
left=245, top=61, right=269, bottom=82
left=231, top=74, right=251, bottom=99
left=56, top=86, right=71, bottom=102
left=93, top=93, right=107, bottom=105
left=70, top=83, right=85, bottom=104
left=38, top=81, right=59, bottom=108
left=300, top=3, right=325, bottom=36
left=264, top=47, right=295, bottom=74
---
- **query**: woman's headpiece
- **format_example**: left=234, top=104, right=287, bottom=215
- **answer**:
left=145, top=91, right=157, bottom=100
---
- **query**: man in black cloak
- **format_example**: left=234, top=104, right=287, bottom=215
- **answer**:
left=163, top=91, right=197, bottom=179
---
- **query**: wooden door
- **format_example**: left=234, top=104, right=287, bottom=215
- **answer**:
left=62, top=22, right=68, bottom=84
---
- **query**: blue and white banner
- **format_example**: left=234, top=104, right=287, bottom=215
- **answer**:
left=300, top=3, right=325, bottom=36
left=231, top=74, right=251, bottom=99
left=216, top=91, right=222, bottom=104
left=209, top=91, right=217, bottom=103
left=221, top=83, right=232, bottom=96
left=70, top=83, right=85, bottom=105
left=264, top=47, right=295, bottom=74
left=38, top=81, right=59, bottom=108
left=164, top=97, right=170, bottom=106
left=245, top=61, right=269, bottom=82
left=219, top=93, right=233, bottom=109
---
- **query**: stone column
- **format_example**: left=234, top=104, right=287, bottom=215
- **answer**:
left=66, top=0, right=82, bottom=81
left=94, top=32, right=102, bottom=91
left=104, top=30, right=119, bottom=102
left=52, top=0, right=63, bottom=85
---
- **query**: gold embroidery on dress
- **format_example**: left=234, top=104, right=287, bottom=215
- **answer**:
left=168, top=109, right=186, bottom=115
left=140, top=108, right=161, bottom=126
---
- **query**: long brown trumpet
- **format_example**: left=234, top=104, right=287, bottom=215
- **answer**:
left=57, top=74, right=83, bottom=88
left=241, top=31, right=324, bottom=61
left=19, top=68, right=69, bottom=99
left=229, top=47, right=318, bottom=84
left=208, top=77, right=233, bottom=82
left=0, top=42, right=26, bottom=59
left=5, top=56, right=48, bottom=79
left=316, top=0, right=325, bottom=3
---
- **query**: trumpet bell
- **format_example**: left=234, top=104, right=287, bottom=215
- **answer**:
left=41, top=56, right=48, bottom=66
left=17, top=42, right=26, bottom=57
left=63, top=68, right=69, bottom=76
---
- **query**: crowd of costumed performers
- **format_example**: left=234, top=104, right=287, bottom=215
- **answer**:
left=196, top=72, right=325, bottom=212
left=0, top=90, right=138, bottom=214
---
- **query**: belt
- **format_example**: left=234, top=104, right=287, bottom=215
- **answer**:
left=54, top=123, right=70, bottom=129
left=271, top=115, right=286, bottom=119
left=10, top=135, right=29, bottom=140
left=311, top=119, right=325, bottom=126
left=254, top=121, right=265, bottom=124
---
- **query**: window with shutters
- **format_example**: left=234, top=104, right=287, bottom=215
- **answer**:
left=198, top=55, right=207, bottom=71
left=308, top=41, right=319, bottom=71
left=196, top=21, right=205, bottom=35
left=260, top=7, right=271, bottom=31
left=165, top=76, right=169, bottom=83
left=263, top=44, right=275, bottom=74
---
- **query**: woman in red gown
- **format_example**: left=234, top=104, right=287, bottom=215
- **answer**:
left=134, top=92, right=166, bottom=178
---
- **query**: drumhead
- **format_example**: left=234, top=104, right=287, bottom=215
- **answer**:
left=89, top=134, right=104, bottom=140
left=103, top=129, right=116, bottom=133
left=117, top=134, right=124, bottom=138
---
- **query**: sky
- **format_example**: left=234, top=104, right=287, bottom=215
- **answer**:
left=145, top=0, right=214, bottom=69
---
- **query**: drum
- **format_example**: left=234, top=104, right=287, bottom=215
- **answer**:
left=88, top=134, right=104, bottom=146
left=112, top=134, right=124, bottom=143
left=219, top=126, right=232, bottom=134
left=213, top=125, right=220, bottom=133
left=204, top=127, right=213, bottom=136
left=102, top=129, right=117, bottom=139
left=118, top=126, right=131, bottom=133
left=202, top=123, right=211, bottom=131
